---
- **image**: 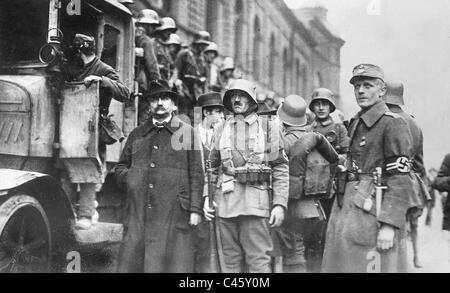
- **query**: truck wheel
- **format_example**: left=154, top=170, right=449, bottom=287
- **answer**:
left=0, top=195, right=52, bottom=273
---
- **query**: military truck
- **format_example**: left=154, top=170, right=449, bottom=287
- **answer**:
left=0, top=0, right=136, bottom=272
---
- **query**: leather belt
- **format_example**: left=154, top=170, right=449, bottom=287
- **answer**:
left=346, top=172, right=373, bottom=182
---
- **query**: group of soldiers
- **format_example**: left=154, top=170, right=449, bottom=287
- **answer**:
left=133, top=9, right=238, bottom=126
left=64, top=8, right=431, bottom=273
left=114, top=47, right=430, bottom=272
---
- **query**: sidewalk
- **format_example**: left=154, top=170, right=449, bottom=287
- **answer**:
left=408, top=194, right=450, bottom=273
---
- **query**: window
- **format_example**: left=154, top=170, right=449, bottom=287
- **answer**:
left=0, top=0, right=50, bottom=64
left=234, top=0, right=244, bottom=66
left=302, top=66, right=308, bottom=97
left=163, top=0, right=172, bottom=13
left=60, top=1, right=101, bottom=55
left=283, top=48, right=288, bottom=94
left=101, top=25, right=120, bottom=69
left=252, top=16, right=261, bottom=80
left=314, top=72, right=323, bottom=88
left=296, top=59, right=301, bottom=94
left=269, top=33, right=276, bottom=88
left=206, top=0, right=220, bottom=42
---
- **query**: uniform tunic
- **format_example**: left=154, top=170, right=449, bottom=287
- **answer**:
left=153, top=38, right=172, bottom=81
left=276, top=125, right=338, bottom=268
left=310, top=117, right=349, bottom=154
left=322, top=101, right=414, bottom=273
left=135, top=34, right=161, bottom=90
left=388, top=105, right=428, bottom=215
left=115, top=116, right=204, bottom=273
left=174, top=49, right=200, bottom=122
left=209, top=113, right=289, bottom=273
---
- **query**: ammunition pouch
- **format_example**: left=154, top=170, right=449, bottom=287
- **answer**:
left=234, top=165, right=272, bottom=185
left=222, top=159, right=236, bottom=176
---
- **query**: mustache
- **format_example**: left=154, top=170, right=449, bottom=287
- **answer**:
left=155, top=106, right=167, bottom=111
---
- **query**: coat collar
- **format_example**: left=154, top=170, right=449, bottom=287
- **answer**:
left=358, top=101, right=389, bottom=128
left=228, top=112, right=259, bottom=126
left=141, top=114, right=183, bottom=137
left=312, top=116, right=333, bottom=128
left=285, top=124, right=308, bottom=133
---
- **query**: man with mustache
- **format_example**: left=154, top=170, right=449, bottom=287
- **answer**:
left=322, top=64, right=414, bottom=273
left=115, top=80, right=204, bottom=273
left=203, top=79, right=289, bottom=273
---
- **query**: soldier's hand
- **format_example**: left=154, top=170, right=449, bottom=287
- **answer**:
left=189, top=213, right=202, bottom=227
left=203, top=197, right=217, bottom=222
left=135, top=48, right=144, bottom=58
left=338, top=154, right=347, bottom=166
left=377, top=224, right=395, bottom=251
left=84, top=75, right=102, bottom=87
left=269, top=206, right=285, bottom=228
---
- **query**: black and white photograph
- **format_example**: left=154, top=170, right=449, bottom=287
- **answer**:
left=0, top=0, right=449, bottom=277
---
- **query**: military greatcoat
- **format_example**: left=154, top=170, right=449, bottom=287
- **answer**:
left=322, top=101, right=414, bottom=273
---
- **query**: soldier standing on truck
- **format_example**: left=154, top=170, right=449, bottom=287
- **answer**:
left=219, top=57, right=237, bottom=93
left=203, top=42, right=221, bottom=92
left=135, top=9, right=162, bottom=125
left=64, top=33, right=130, bottom=230
left=203, top=79, right=289, bottom=273
left=169, top=31, right=210, bottom=124
left=153, top=17, right=177, bottom=81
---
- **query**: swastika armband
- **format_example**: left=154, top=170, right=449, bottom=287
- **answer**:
left=384, top=156, right=411, bottom=175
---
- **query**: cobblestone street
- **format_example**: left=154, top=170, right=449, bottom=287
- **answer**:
left=408, top=194, right=450, bottom=273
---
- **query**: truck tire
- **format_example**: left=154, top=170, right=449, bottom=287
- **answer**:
left=0, top=195, right=52, bottom=273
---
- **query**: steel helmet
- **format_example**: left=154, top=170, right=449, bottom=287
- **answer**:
left=136, top=9, right=160, bottom=25
left=204, top=42, right=219, bottom=55
left=223, top=79, right=257, bottom=112
left=220, top=57, right=235, bottom=72
left=165, top=33, right=182, bottom=46
left=383, top=81, right=404, bottom=106
left=277, top=95, right=308, bottom=127
left=309, top=88, right=336, bottom=113
left=193, top=31, right=211, bottom=45
left=155, top=17, right=177, bottom=33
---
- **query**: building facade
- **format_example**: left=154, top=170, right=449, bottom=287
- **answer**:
left=129, top=0, right=344, bottom=108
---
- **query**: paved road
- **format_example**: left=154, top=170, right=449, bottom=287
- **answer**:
left=408, top=194, right=450, bottom=273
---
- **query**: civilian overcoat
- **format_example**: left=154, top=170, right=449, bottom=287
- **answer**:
left=115, top=115, right=204, bottom=273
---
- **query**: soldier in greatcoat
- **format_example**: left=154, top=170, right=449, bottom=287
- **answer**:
left=322, top=64, right=414, bottom=273
left=383, top=81, right=430, bottom=268
left=115, top=80, right=204, bottom=273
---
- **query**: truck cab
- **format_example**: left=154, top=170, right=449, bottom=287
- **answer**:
left=0, top=0, right=136, bottom=272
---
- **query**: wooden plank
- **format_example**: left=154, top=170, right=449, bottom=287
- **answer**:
left=60, top=82, right=99, bottom=159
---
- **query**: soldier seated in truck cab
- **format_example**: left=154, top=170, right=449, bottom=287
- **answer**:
left=64, top=33, right=130, bottom=230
